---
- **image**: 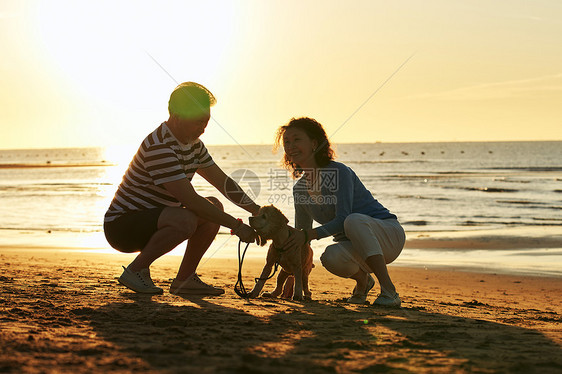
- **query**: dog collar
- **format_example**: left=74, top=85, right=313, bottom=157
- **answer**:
left=274, top=245, right=289, bottom=253
left=273, top=231, right=292, bottom=253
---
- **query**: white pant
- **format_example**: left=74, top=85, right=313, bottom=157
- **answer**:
left=320, top=214, right=405, bottom=278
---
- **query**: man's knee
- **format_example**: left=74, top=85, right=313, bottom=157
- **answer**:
left=160, top=208, right=198, bottom=238
left=206, top=196, right=224, bottom=211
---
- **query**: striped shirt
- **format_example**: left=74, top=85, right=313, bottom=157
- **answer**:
left=104, top=123, right=214, bottom=222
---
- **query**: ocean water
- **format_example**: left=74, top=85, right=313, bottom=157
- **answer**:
left=1, top=142, right=561, bottom=276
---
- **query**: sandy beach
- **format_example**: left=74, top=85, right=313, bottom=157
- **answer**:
left=1, top=247, right=561, bottom=373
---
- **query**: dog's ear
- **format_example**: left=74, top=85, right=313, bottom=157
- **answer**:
left=269, top=205, right=289, bottom=225
left=257, top=234, right=268, bottom=247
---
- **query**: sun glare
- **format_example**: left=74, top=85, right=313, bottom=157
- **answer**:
left=33, top=1, right=239, bottom=147
left=102, top=144, right=137, bottom=168
left=35, top=2, right=239, bottom=88
left=7, top=0, right=559, bottom=148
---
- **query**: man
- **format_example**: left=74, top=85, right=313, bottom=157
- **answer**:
left=103, top=82, right=259, bottom=296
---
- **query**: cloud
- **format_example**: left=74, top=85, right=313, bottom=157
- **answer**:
left=409, top=73, right=562, bottom=101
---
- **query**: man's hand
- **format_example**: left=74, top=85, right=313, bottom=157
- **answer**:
left=251, top=205, right=261, bottom=216
left=236, top=223, right=257, bottom=243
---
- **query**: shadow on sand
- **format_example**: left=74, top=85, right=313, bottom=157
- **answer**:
left=86, top=293, right=562, bottom=373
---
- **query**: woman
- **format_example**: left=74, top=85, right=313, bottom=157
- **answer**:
left=276, top=117, right=405, bottom=306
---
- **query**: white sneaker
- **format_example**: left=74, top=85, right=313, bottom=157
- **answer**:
left=347, top=274, right=375, bottom=304
left=118, top=266, right=163, bottom=294
left=170, top=274, right=225, bottom=296
left=373, top=292, right=401, bottom=307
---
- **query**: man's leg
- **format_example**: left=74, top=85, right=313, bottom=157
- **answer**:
left=175, top=197, right=223, bottom=280
left=128, top=207, right=198, bottom=272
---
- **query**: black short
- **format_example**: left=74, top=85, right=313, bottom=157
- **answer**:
left=103, top=208, right=165, bottom=253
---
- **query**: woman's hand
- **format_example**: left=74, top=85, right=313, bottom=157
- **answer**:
left=236, top=223, right=257, bottom=243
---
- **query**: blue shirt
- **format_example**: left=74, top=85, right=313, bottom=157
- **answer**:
left=293, top=161, right=396, bottom=241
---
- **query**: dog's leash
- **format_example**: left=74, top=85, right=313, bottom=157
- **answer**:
left=234, top=240, right=280, bottom=299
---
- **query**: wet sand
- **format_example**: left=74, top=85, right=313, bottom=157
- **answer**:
left=406, top=226, right=562, bottom=250
left=1, top=248, right=561, bottom=373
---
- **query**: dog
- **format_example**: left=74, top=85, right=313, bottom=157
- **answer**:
left=248, top=205, right=314, bottom=301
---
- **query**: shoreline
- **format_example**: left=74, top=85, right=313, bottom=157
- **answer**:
left=1, top=225, right=561, bottom=278
left=0, top=162, right=115, bottom=168
left=1, top=248, right=560, bottom=373
left=1, top=246, right=561, bottom=279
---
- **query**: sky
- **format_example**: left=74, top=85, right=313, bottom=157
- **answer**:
left=1, top=0, right=561, bottom=150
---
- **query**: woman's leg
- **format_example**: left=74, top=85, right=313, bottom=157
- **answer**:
left=365, top=254, right=395, bottom=295
left=320, top=242, right=373, bottom=295
left=343, top=214, right=405, bottom=296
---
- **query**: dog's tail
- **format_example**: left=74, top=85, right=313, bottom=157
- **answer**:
left=281, top=276, right=294, bottom=299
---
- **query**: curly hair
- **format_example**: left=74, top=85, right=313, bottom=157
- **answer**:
left=273, top=117, right=336, bottom=178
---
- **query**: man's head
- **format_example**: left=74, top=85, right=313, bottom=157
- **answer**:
left=167, top=82, right=216, bottom=143
left=168, top=82, right=216, bottom=119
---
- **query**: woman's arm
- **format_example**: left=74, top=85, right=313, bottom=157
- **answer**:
left=287, top=165, right=355, bottom=247
left=313, top=163, right=355, bottom=239
left=294, top=191, right=316, bottom=243
left=284, top=187, right=316, bottom=250
left=294, top=193, right=313, bottom=231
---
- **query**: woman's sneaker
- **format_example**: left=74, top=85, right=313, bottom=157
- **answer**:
left=373, top=292, right=401, bottom=307
left=118, top=266, right=163, bottom=294
left=169, top=274, right=225, bottom=296
left=347, top=274, right=375, bottom=304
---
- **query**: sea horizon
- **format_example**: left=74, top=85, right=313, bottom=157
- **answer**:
left=2, top=138, right=562, bottom=151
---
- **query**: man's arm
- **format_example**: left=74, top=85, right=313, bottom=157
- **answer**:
left=197, top=164, right=260, bottom=215
left=162, top=178, right=240, bottom=230
left=163, top=177, right=256, bottom=243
